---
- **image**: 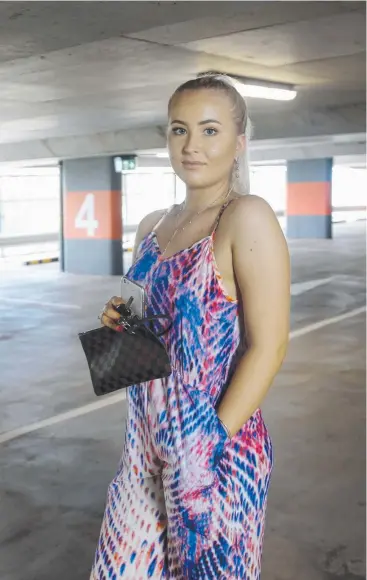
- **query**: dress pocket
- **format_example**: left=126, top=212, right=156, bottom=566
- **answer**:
left=182, top=383, right=229, bottom=465
left=177, top=383, right=229, bottom=536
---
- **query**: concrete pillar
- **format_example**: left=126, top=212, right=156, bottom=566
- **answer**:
left=286, top=158, right=333, bottom=239
left=61, top=157, right=122, bottom=275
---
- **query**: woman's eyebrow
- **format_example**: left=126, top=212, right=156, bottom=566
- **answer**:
left=199, top=119, right=222, bottom=125
left=170, top=119, right=222, bottom=125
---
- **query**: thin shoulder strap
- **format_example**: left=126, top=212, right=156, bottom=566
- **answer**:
left=211, top=198, right=236, bottom=238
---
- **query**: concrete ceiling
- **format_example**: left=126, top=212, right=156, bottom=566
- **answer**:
left=0, top=1, right=365, bottom=163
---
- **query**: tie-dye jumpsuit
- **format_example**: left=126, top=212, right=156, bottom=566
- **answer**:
left=91, top=202, right=273, bottom=580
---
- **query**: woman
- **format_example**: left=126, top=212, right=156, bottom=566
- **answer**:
left=91, top=74, right=290, bottom=579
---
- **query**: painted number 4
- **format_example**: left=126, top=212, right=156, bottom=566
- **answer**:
left=75, top=193, right=99, bottom=236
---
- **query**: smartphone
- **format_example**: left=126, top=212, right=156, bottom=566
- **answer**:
left=120, top=276, right=146, bottom=319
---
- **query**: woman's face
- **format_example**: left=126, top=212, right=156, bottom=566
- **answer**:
left=167, top=89, right=244, bottom=190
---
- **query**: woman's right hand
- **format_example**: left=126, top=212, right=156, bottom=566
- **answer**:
left=100, top=296, right=125, bottom=331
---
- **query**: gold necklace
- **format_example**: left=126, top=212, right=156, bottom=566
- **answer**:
left=160, top=186, right=233, bottom=259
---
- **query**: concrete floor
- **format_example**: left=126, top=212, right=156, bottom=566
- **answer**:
left=0, top=221, right=365, bottom=580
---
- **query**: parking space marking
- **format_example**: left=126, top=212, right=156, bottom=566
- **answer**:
left=0, top=276, right=342, bottom=312
left=0, top=305, right=365, bottom=444
left=290, top=306, right=366, bottom=339
left=0, top=392, right=126, bottom=444
left=290, top=277, right=336, bottom=296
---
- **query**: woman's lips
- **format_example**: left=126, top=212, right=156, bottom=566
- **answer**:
left=182, top=161, right=206, bottom=169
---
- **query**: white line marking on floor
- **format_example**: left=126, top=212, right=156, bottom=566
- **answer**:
left=0, top=276, right=335, bottom=311
left=0, top=392, right=126, bottom=444
left=0, top=297, right=81, bottom=310
left=290, top=306, right=366, bottom=339
left=0, top=277, right=334, bottom=312
left=290, top=277, right=335, bottom=297
left=0, top=305, right=365, bottom=445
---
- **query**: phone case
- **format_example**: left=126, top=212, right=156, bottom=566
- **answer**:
left=120, top=277, right=146, bottom=318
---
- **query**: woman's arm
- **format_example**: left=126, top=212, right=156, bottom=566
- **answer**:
left=217, top=195, right=291, bottom=437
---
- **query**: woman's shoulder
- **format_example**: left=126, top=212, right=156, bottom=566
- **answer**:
left=229, top=193, right=274, bottom=212
left=230, top=194, right=288, bottom=255
left=221, top=194, right=285, bottom=246
left=133, top=208, right=169, bottom=257
left=138, top=208, right=167, bottom=237
left=222, top=194, right=277, bottom=227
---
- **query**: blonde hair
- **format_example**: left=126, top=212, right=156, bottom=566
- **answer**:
left=168, top=73, right=252, bottom=195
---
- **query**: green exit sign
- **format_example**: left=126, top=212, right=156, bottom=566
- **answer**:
left=114, top=156, right=137, bottom=172
left=121, top=156, right=136, bottom=170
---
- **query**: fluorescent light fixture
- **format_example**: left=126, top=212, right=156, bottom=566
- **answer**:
left=198, top=72, right=297, bottom=101
left=156, top=152, right=169, bottom=158
left=232, top=79, right=297, bottom=101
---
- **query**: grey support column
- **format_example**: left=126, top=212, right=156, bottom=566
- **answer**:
left=61, top=157, right=122, bottom=275
left=286, top=158, right=333, bottom=239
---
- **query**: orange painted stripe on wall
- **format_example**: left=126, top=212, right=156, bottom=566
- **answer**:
left=64, top=190, right=122, bottom=240
left=287, top=182, right=332, bottom=216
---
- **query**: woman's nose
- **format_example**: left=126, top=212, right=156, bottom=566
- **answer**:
left=182, top=132, right=200, bottom=154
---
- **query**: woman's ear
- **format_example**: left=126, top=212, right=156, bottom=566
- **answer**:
left=236, top=134, right=246, bottom=155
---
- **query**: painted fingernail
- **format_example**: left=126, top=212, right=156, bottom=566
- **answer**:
left=116, top=325, right=124, bottom=332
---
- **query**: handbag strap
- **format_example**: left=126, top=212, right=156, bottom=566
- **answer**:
left=114, top=301, right=172, bottom=337
left=123, top=313, right=172, bottom=337
left=143, top=314, right=173, bottom=337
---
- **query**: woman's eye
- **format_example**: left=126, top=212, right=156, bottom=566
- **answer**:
left=172, top=127, right=186, bottom=135
left=204, top=128, right=218, bottom=136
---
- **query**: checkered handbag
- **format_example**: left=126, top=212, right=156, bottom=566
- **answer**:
left=78, top=303, right=172, bottom=396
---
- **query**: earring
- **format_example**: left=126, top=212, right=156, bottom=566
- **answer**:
left=235, top=158, right=240, bottom=179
